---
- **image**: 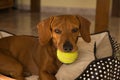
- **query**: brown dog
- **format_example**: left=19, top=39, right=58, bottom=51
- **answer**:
left=0, top=15, right=91, bottom=80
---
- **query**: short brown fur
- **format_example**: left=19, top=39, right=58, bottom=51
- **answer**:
left=0, top=15, right=91, bottom=80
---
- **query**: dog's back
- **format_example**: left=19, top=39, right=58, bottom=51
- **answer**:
left=0, top=36, right=38, bottom=53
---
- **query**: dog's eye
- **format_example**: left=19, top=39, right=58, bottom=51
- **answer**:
left=72, top=28, right=79, bottom=33
left=54, top=29, right=62, bottom=34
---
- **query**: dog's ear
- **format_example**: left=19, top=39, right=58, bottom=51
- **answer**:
left=76, top=15, right=91, bottom=42
left=37, top=17, right=54, bottom=46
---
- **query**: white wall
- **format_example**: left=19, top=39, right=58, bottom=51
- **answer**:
left=41, top=0, right=96, bottom=9
left=17, top=0, right=30, bottom=10
left=17, top=0, right=97, bottom=10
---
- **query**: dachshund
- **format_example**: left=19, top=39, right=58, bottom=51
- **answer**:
left=0, top=15, right=91, bottom=80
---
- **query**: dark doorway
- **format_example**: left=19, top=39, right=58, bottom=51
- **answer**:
left=112, top=0, right=120, bottom=17
left=31, top=0, right=40, bottom=12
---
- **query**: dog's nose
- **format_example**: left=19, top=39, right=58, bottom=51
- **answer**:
left=63, top=41, right=73, bottom=52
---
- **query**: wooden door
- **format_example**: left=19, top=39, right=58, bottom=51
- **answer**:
left=95, top=0, right=110, bottom=33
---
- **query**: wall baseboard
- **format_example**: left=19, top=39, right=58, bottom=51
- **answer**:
left=17, top=5, right=96, bottom=16
left=17, top=4, right=30, bottom=11
left=41, top=6, right=96, bottom=16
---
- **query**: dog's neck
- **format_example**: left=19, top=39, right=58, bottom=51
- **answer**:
left=40, top=40, right=62, bottom=66
left=36, top=39, right=57, bottom=58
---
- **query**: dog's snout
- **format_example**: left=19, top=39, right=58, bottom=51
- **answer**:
left=63, top=41, right=73, bottom=52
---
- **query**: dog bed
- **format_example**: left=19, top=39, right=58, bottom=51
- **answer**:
left=0, top=30, right=120, bottom=80
left=56, top=31, right=120, bottom=80
left=0, top=30, right=15, bottom=38
left=75, top=35, right=120, bottom=80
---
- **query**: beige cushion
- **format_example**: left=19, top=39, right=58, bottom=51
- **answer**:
left=0, top=31, right=13, bottom=38
left=56, top=31, right=113, bottom=80
left=0, top=74, right=15, bottom=80
left=93, top=32, right=112, bottom=58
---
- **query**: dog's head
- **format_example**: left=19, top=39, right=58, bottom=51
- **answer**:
left=37, top=15, right=91, bottom=52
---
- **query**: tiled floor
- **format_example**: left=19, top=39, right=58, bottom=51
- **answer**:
left=0, top=9, right=120, bottom=58
left=0, top=9, right=96, bottom=36
left=0, top=10, right=40, bottom=36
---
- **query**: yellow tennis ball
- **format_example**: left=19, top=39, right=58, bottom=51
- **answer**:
left=57, top=49, right=78, bottom=64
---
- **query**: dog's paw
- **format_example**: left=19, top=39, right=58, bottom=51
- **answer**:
left=25, top=75, right=39, bottom=80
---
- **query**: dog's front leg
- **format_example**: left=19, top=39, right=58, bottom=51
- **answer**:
left=39, top=70, right=56, bottom=80
left=38, top=61, right=59, bottom=80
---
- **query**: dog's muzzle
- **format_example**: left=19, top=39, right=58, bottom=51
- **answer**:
left=63, top=41, right=73, bottom=52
